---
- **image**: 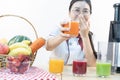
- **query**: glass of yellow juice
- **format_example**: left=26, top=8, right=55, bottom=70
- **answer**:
left=49, top=57, right=64, bottom=74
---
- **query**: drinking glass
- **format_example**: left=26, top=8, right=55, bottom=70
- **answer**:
left=96, top=42, right=112, bottom=77
left=62, top=19, right=79, bottom=37
left=49, top=56, right=64, bottom=80
left=72, top=59, right=87, bottom=76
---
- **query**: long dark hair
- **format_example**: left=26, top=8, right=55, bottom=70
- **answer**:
left=69, top=0, right=92, bottom=14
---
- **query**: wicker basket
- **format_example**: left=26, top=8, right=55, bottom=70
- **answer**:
left=0, top=14, right=38, bottom=68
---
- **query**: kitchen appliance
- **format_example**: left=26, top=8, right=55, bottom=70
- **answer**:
left=108, top=3, right=120, bottom=73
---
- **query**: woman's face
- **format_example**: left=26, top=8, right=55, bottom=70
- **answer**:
left=69, top=1, right=90, bottom=21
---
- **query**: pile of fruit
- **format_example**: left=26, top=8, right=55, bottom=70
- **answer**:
left=0, top=35, right=32, bottom=74
left=0, top=35, right=46, bottom=74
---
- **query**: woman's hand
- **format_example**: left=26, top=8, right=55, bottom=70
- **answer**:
left=78, top=15, right=90, bottom=38
left=60, top=21, right=74, bottom=39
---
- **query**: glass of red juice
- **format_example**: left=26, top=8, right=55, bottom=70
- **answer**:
left=72, top=59, right=87, bottom=76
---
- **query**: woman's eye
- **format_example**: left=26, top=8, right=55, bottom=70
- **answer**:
left=75, top=9, right=80, bottom=12
left=83, top=11, right=88, bottom=13
left=83, top=10, right=90, bottom=14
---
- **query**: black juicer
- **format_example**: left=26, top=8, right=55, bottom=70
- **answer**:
left=108, top=3, right=120, bottom=73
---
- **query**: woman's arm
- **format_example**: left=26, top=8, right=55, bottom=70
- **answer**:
left=82, top=35, right=96, bottom=67
left=46, top=34, right=68, bottom=51
left=79, top=15, right=96, bottom=67
left=46, top=21, right=73, bottom=51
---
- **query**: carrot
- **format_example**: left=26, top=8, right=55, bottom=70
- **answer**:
left=30, top=37, right=46, bottom=54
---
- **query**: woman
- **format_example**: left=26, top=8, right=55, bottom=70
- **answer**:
left=46, top=0, right=97, bottom=66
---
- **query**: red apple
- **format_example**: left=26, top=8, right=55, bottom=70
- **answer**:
left=0, top=43, right=9, bottom=54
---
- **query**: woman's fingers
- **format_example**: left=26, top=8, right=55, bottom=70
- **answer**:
left=60, top=26, right=70, bottom=32
left=60, top=20, right=68, bottom=27
left=60, top=32, right=71, bottom=38
left=59, top=24, right=71, bottom=38
left=78, top=15, right=90, bottom=37
left=79, top=15, right=89, bottom=29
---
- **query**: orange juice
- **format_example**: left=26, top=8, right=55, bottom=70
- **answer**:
left=63, top=21, right=79, bottom=37
left=49, top=58, right=64, bottom=73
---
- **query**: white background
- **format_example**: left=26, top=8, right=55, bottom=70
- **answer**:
left=0, top=0, right=119, bottom=67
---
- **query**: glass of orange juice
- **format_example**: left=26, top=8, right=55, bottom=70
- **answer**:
left=49, top=55, right=64, bottom=80
left=62, top=20, right=79, bottom=37
left=49, top=56, right=64, bottom=74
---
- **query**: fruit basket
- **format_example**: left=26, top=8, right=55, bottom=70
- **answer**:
left=0, top=14, right=45, bottom=69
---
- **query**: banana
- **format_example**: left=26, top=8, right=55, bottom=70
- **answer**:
left=9, top=42, right=31, bottom=51
left=8, top=48, right=31, bottom=56
left=22, top=40, right=31, bottom=45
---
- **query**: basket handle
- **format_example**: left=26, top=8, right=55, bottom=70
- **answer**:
left=0, top=14, right=38, bottom=39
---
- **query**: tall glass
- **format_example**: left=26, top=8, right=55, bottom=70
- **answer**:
left=49, top=57, right=64, bottom=74
left=96, top=42, right=112, bottom=77
left=49, top=55, right=64, bottom=80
